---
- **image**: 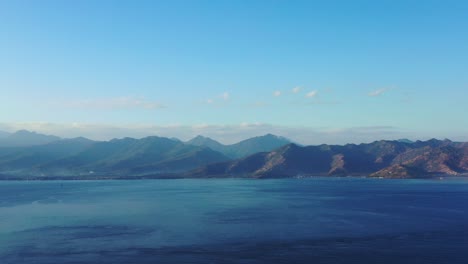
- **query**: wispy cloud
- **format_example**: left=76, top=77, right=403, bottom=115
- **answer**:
left=292, top=86, right=302, bottom=94
left=273, top=90, right=281, bottom=97
left=220, top=92, right=230, bottom=100
left=368, top=88, right=388, bottom=97
left=204, top=92, right=230, bottom=105
left=305, top=90, right=318, bottom=98
left=67, top=96, right=166, bottom=110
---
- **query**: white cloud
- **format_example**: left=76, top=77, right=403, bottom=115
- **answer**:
left=368, top=88, right=387, bottom=97
left=305, top=90, right=318, bottom=98
left=240, top=122, right=262, bottom=128
left=220, top=92, right=230, bottom=100
left=192, top=123, right=210, bottom=129
left=67, top=96, right=166, bottom=110
left=292, top=86, right=302, bottom=94
left=204, top=92, right=230, bottom=105
left=273, top=90, right=281, bottom=97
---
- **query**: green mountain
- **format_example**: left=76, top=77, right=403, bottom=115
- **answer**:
left=51, top=136, right=229, bottom=175
left=186, top=134, right=292, bottom=158
left=0, top=136, right=229, bottom=178
left=0, top=137, right=96, bottom=174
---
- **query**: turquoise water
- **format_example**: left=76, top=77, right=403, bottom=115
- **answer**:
left=1, top=178, right=468, bottom=263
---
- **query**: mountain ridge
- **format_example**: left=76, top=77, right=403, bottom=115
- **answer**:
left=0, top=130, right=61, bottom=147
left=186, top=133, right=292, bottom=158
left=188, top=139, right=468, bottom=179
left=0, top=132, right=466, bottom=180
left=33, top=136, right=230, bottom=177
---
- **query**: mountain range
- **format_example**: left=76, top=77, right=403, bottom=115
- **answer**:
left=189, top=139, right=467, bottom=179
left=0, top=130, right=466, bottom=180
left=0, top=131, right=292, bottom=179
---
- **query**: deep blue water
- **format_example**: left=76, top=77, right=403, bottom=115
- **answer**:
left=1, top=177, right=468, bottom=264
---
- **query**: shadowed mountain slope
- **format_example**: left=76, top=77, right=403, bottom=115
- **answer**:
left=188, top=139, right=468, bottom=179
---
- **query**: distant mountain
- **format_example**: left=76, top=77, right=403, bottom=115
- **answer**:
left=0, top=136, right=229, bottom=178
left=0, top=137, right=96, bottom=174
left=0, top=130, right=10, bottom=138
left=188, top=139, right=468, bottom=179
left=186, top=134, right=292, bottom=158
left=0, top=130, right=61, bottom=147
left=227, top=134, right=293, bottom=158
left=169, top=137, right=183, bottom=142
left=187, top=135, right=225, bottom=153
left=49, top=136, right=229, bottom=175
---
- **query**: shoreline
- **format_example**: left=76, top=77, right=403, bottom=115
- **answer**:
left=1, top=174, right=467, bottom=181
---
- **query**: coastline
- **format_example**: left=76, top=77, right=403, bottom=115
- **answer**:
left=1, top=173, right=467, bottom=181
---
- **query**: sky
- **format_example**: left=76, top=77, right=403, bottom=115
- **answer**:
left=0, top=0, right=467, bottom=144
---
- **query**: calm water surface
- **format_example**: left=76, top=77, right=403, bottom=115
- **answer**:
left=1, top=178, right=468, bottom=263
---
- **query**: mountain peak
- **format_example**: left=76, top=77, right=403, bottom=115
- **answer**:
left=187, top=135, right=222, bottom=145
left=193, top=135, right=208, bottom=139
left=185, top=134, right=292, bottom=159
left=0, top=130, right=61, bottom=147
left=241, top=134, right=290, bottom=144
left=260, top=133, right=285, bottom=140
left=66, top=137, right=95, bottom=143
left=13, top=129, right=38, bottom=135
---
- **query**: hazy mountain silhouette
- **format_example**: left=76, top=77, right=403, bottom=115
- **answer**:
left=0, top=136, right=229, bottom=177
left=0, top=137, right=96, bottom=174
left=0, top=130, right=10, bottom=138
left=186, top=134, right=292, bottom=158
left=0, top=130, right=61, bottom=147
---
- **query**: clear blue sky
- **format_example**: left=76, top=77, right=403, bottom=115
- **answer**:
left=0, top=0, right=467, bottom=144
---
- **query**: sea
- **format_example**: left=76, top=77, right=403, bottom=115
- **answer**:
left=1, top=177, right=468, bottom=264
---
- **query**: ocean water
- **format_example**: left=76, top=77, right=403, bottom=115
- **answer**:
left=1, top=178, right=468, bottom=264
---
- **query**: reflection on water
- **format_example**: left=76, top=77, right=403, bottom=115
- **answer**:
left=1, top=178, right=468, bottom=263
